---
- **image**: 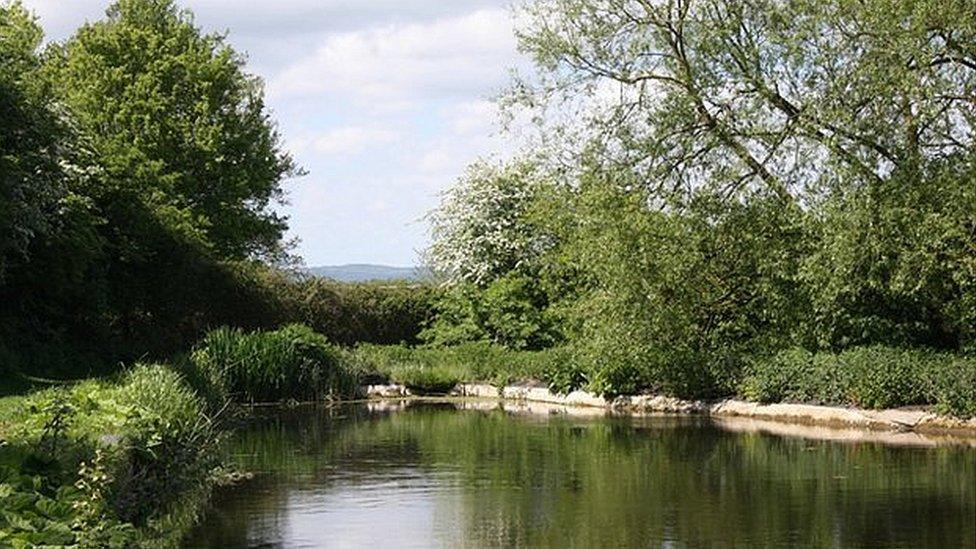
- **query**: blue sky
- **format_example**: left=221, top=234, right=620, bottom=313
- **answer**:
left=24, top=0, right=525, bottom=267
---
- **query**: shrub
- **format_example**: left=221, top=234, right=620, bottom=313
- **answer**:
left=189, top=324, right=357, bottom=404
left=927, top=355, right=976, bottom=417
left=421, top=274, right=562, bottom=350
left=542, top=357, right=587, bottom=395
left=108, top=365, right=219, bottom=526
left=740, top=346, right=976, bottom=416
left=840, top=347, right=929, bottom=409
left=387, top=364, right=463, bottom=395
left=277, top=278, right=441, bottom=346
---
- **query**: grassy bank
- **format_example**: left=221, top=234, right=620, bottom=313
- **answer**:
left=0, top=324, right=359, bottom=547
left=740, top=346, right=976, bottom=417
left=0, top=365, right=220, bottom=547
left=348, top=341, right=976, bottom=418
left=346, top=342, right=575, bottom=394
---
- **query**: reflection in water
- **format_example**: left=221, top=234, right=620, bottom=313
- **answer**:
left=185, top=402, right=976, bottom=548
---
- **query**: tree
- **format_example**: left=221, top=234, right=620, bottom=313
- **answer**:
left=2, top=0, right=306, bottom=373
left=424, top=158, right=571, bottom=349
left=439, top=0, right=976, bottom=391
left=426, top=159, right=550, bottom=286
left=514, top=0, right=975, bottom=204
left=47, top=0, right=299, bottom=261
left=0, top=2, right=74, bottom=280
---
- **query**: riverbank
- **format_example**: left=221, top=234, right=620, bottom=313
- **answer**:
left=363, top=381, right=976, bottom=443
left=0, top=365, right=223, bottom=547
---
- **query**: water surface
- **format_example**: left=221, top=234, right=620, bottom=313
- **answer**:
left=186, top=402, right=975, bottom=548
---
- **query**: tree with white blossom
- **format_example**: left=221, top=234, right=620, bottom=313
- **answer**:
left=425, top=159, right=550, bottom=287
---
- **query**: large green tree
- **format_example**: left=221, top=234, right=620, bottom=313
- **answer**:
left=3, top=0, right=305, bottom=374
left=514, top=0, right=975, bottom=202
left=509, top=0, right=976, bottom=353
left=47, top=0, right=299, bottom=261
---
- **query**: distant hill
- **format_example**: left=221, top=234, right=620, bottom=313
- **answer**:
left=305, top=264, right=432, bottom=283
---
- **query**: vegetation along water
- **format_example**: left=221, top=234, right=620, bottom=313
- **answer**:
left=1, top=0, right=975, bottom=546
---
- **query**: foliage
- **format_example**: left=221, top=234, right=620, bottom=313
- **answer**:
left=422, top=158, right=576, bottom=350
left=188, top=324, right=357, bottom=404
left=740, top=346, right=976, bottom=416
left=0, top=2, right=79, bottom=282
left=800, top=156, right=976, bottom=351
left=422, top=273, right=561, bottom=350
left=411, top=0, right=976, bottom=407
left=0, top=0, right=305, bottom=380
left=558, top=178, right=806, bottom=398
left=0, top=363, right=221, bottom=547
left=279, top=277, right=441, bottom=346
left=513, top=0, right=975, bottom=202
left=349, top=342, right=575, bottom=394
left=0, top=1, right=108, bottom=380
left=426, top=159, right=551, bottom=286
left=47, top=0, right=298, bottom=260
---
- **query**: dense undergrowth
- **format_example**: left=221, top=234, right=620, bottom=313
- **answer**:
left=0, top=324, right=360, bottom=548
left=0, top=365, right=220, bottom=547
left=740, top=347, right=976, bottom=417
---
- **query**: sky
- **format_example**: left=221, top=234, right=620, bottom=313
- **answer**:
left=23, top=0, right=527, bottom=267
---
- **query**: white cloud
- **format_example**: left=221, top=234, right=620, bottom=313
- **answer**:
left=443, top=99, right=499, bottom=135
left=418, top=148, right=454, bottom=174
left=24, top=0, right=506, bottom=40
left=269, top=9, right=516, bottom=104
left=308, top=126, right=400, bottom=155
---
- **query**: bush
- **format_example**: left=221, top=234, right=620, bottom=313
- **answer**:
left=740, top=346, right=976, bottom=416
left=188, top=324, right=357, bottom=404
left=275, top=278, right=441, bottom=346
left=928, top=355, right=976, bottom=417
left=740, top=348, right=844, bottom=405
left=109, top=365, right=219, bottom=527
left=421, top=274, right=562, bottom=350
left=387, top=363, right=463, bottom=395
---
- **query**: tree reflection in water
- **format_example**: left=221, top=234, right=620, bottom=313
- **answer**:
left=186, top=402, right=975, bottom=548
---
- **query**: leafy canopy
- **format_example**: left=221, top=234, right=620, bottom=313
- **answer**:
left=48, top=0, right=299, bottom=260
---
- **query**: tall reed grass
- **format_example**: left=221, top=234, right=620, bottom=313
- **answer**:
left=187, top=324, right=358, bottom=405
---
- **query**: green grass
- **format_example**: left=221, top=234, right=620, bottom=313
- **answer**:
left=351, top=341, right=975, bottom=418
left=185, top=323, right=358, bottom=406
left=346, top=342, right=574, bottom=394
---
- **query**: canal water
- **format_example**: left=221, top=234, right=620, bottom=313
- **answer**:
left=185, top=401, right=975, bottom=548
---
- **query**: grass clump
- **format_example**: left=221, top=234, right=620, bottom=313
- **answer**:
left=740, top=346, right=976, bottom=416
left=187, top=323, right=358, bottom=405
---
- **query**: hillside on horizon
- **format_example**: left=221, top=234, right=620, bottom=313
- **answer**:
left=306, top=264, right=431, bottom=283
